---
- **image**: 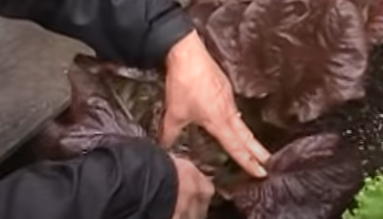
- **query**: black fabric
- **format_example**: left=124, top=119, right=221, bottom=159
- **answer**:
left=0, top=136, right=178, bottom=219
left=0, top=0, right=194, bottom=68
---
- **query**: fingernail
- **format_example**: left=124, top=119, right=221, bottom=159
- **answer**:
left=256, top=166, right=267, bottom=177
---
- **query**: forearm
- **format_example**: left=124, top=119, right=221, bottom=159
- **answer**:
left=0, top=136, right=178, bottom=219
left=0, top=0, right=194, bottom=68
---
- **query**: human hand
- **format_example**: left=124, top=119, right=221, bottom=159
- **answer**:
left=170, top=155, right=215, bottom=219
left=160, top=30, right=271, bottom=177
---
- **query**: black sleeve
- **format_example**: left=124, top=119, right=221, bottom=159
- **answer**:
left=0, top=137, right=178, bottom=219
left=0, top=0, right=194, bottom=68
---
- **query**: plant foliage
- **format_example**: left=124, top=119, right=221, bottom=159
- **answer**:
left=343, top=172, right=383, bottom=219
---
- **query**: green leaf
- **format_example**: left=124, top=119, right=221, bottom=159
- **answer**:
left=343, top=172, right=383, bottom=219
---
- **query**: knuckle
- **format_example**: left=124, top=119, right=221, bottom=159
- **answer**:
left=205, top=184, right=215, bottom=198
left=198, top=179, right=215, bottom=199
left=176, top=157, right=194, bottom=170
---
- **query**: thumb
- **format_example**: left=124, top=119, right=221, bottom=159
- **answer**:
left=159, top=109, right=189, bottom=148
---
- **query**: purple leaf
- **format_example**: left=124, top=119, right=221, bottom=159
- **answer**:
left=366, top=0, right=383, bottom=46
left=31, top=54, right=146, bottom=159
left=216, top=133, right=363, bottom=219
left=191, top=0, right=368, bottom=128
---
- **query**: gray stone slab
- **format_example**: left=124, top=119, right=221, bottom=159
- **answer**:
left=0, top=17, right=93, bottom=162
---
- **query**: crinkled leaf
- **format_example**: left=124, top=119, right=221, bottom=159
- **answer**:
left=187, top=0, right=221, bottom=35
left=366, top=0, right=383, bottom=46
left=204, top=0, right=267, bottom=98
left=31, top=54, right=146, bottom=159
left=197, top=0, right=368, bottom=128
left=216, top=133, right=363, bottom=219
left=349, top=0, right=383, bottom=46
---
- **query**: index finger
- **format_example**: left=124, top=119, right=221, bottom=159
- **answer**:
left=231, top=114, right=271, bottom=164
left=204, top=115, right=271, bottom=178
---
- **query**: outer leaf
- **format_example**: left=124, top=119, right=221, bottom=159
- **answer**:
left=366, top=0, right=383, bottom=46
left=199, top=0, right=368, bottom=128
left=349, top=0, right=383, bottom=46
left=204, top=0, right=267, bottom=98
left=216, top=133, right=363, bottom=219
left=31, top=54, right=146, bottom=159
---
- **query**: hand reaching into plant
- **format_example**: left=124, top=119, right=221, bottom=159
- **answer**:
left=161, top=30, right=270, bottom=178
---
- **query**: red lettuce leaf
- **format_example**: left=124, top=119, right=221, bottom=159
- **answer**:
left=31, top=54, right=146, bottom=159
left=348, top=0, right=383, bottom=46
left=216, top=133, right=363, bottom=219
left=366, top=0, right=383, bottom=46
left=190, top=0, right=368, bottom=128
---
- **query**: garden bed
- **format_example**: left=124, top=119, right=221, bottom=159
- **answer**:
left=1, top=45, right=383, bottom=219
left=1, top=0, right=383, bottom=218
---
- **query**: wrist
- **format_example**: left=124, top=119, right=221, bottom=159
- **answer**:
left=165, top=30, right=210, bottom=74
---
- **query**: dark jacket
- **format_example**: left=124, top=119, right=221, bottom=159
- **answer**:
left=0, top=0, right=193, bottom=68
left=0, top=0, right=194, bottom=218
left=0, top=137, right=178, bottom=219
